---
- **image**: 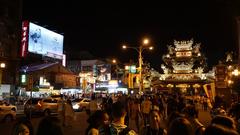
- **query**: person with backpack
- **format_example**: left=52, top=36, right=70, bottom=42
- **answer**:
left=109, top=101, right=137, bottom=135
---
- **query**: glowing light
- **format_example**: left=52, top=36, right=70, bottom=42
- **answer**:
left=232, top=69, right=239, bottom=76
left=0, top=63, right=5, bottom=68
left=131, top=90, right=134, bottom=94
left=176, top=51, right=192, bottom=57
left=228, top=80, right=233, bottom=85
left=143, top=39, right=149, bottom=45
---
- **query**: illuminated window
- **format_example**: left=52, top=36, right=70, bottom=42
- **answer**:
left=21, top=74, right=26, bottom=83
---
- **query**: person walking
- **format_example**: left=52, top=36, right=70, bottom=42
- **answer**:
left=86, top=110, right=110, bottom=135
left=89, top=95, right=98, bottom=115
left=64, top=99, right=75, bottom=127
left=130, top=98, right=141, bottom=133
left=36, top=116, right=63, bottom=135
left=184, top=105, right=205, bottom=135
left=57, top=95, right=65, bottom=126
left=141, top=96, right=152, bottom=126
left=149, top=110, right=167, bottom=135
left=109, top=101, right=137, bottom=135
left=12, top=117, right=34, bottom=135
left=203, top=96, right=208, bottom=111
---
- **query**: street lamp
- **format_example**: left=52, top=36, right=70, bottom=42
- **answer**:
left=122, top=38, right=153, bottom=93
left=111, top=59, right=119, bottom=80
left=112, top=59, right=117, bottom=64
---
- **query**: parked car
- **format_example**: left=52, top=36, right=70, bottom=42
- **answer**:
left=0, top=107, right=16, bottom=122
left=24, top=98, right=61, bottom=116
left=72, top=98, right=90, bottom=111
left=0, top=101, right=17, bottom=112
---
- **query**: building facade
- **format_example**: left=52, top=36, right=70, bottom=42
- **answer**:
left=0, top=0, right=22, bottom=85
left=158, top=39, right=214, bottom=95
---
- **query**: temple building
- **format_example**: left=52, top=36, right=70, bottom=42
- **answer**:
left=157, top=39, right=215, bottom=95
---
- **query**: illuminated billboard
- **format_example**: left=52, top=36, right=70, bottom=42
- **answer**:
left=95, top=64, right=111, bottom=81
left=21, top=21, right=64, bottom=59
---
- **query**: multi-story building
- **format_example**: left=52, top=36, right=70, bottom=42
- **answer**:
left=67, top=58, right=129, bottom=94
left=0, top=0, right=22, bottom=85
left=159, top=39, right=214, bottom=95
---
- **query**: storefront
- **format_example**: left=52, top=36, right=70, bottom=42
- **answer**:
left=20, top=62, right=78, bottom=94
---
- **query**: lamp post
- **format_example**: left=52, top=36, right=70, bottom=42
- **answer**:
left=112, top=59, right=118, bottom=80
left=122, top=38, right=153, bottom=93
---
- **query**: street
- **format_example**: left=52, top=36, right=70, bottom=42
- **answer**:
left=0, top=104, right=212, bottom=135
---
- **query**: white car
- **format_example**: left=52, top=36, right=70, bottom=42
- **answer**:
left=0, top=108, right=16, bottom=122
left=72, top=98, right=90, bottom=111
left=24, top=98, right=60, bottom=116
left=0, top=101, right=17, bottom=112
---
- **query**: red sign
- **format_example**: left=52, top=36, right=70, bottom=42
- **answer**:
left=20, top=21, right=29, bottom=57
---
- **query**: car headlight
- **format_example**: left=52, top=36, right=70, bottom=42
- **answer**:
left=73, top=104, right=80, bottom=109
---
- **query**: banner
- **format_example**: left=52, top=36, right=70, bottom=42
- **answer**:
left=128, top=73, right=134, bottom=89
left=203, top=83, right=216, bottom=101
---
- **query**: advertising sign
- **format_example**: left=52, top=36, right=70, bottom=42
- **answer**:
left=28, top=22, right=64, bottom=59
left=20, top=21, right=29, bottom=57
left=129, top=65, right=136, bottom=73
left=96, top=64, right=111, bottom=81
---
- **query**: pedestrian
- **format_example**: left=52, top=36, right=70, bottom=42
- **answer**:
left=85, top=110, right=110, bottom=135
left=204, top=124, right=239, bottom=135
left=148, top=110, right=167, bottom=135
left=11, top=117, right=34, bottom=135
left=36, top=116, right=63, bottom=135
left=109, top=101, right=137, bottom=135
left=203, top=96, right=208, bottom=111
left=106, top=96, right=113, bottom=117
left=89, top=95, right=98, bottom=115
left=211, top=115, right=237, bottom=130
left=130, top=98, right=141, bottom=133
left=141, top=96, right=152, bottom=126
left=183, top=105, right=205, bottom=135
left=168, top=117, right=194, bottom=135
left=167, top=111, right=184, bottom=128
left=57, top=95, right=65, bottom=126
left=64, top=99, right=75, bottom=127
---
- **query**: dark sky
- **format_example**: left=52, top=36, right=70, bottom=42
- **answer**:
left=22, top=0, right=240, bottom=70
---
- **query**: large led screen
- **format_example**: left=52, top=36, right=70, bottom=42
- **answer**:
left=28, top=22, right=63, bottom=58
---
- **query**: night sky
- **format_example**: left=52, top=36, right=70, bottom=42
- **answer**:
left=22, top=0, right=240, bottom=70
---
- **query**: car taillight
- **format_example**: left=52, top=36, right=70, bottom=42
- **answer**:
left=37, top=101, right=42, bottom=107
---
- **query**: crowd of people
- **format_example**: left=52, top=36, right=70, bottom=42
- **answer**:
left=86, top=93, right=240, bottom=135
left=9, top=92, right=240, bottom=135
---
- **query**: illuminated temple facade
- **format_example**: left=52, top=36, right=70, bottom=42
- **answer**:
left=158, top=39, right=214, bottom=94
